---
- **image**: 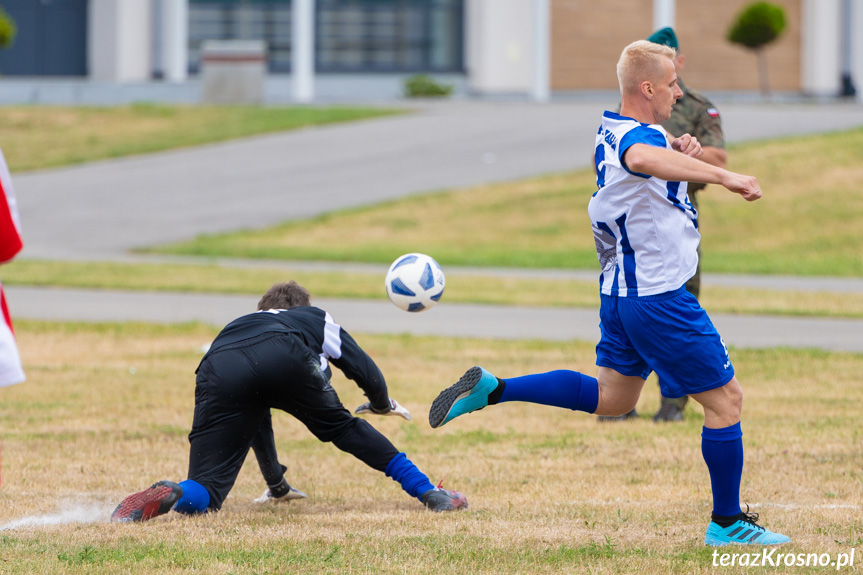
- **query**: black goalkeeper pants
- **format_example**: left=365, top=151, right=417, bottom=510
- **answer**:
left=187, top=332, right=399, bottom=510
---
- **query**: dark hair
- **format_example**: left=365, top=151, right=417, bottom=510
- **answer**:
left=257, top=281, right=311, bottom=310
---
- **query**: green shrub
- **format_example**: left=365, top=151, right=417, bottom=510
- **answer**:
left=403, top=74, right=454, bottom=98
left=0, top=7, right=16, bottom=49
left=727, top=1, right=786, bottom=50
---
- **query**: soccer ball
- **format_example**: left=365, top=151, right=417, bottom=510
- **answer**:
left=385, top=253, right=445, bottom=312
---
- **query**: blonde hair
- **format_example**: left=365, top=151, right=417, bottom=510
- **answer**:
left=616, top=40, right=676, bottom=96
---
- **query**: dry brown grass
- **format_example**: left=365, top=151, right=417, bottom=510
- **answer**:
left=0, top=105, right=399, bottom=173
left=153, top=128, right=863, bottom=278
left=0, top=322, right=860, bottom=574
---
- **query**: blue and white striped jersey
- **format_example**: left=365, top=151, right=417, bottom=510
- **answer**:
left=588, top=111, right=700, bottom=298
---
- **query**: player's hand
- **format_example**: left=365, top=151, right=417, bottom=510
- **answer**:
left=721, top=172, right=762, bottom=202
left=672, top=134, right=703, bottom=158
left=355, top=398, right=413, bottom=421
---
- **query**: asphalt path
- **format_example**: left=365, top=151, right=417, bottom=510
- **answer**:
left=14, top=99, right=863, bottom=258
left=7, top=99, right=863, bottom=351
left=6, top=285, right=862, bottom=352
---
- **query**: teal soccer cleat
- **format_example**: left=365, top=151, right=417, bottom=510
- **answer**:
left=429, top=366, right=500, bottom=428
left=705, top=510, right=790, bottom=546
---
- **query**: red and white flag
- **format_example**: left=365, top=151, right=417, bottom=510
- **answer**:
left=0, top=146, right=25, bottom=389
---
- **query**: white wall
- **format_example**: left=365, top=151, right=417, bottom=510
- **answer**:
left=89, top=0, right=153, bottom=82
left=801, top=0, right=841, bottom=95
left=162, top=0, right=189, bottom=82
left=851, top=0, right=863, bottom=101
left=653, top=0, right=676, bottom=30
left=466, top=0, right=534, bottom=94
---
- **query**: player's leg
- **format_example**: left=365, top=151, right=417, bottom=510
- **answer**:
left=619, top=288, right=789, bottom=546
left=270, top=335, right=466, bottom=512
left=180, top=347, right=275, bottom=513
left=291, top=395, right=467, bottom=511
left=430, top=294, right=648, bottom=428
left=429, top=367, right=610, bottom=428
left=428, top=367, right=646, bottom=427
left=690, top=379, right=787, bottom=546
left=250, top=412, right=307, bottom=503
left=111, top=344, right=270, bottom=522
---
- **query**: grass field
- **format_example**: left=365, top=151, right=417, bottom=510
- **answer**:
left=1, top=111, right=861, bottom=573
left=0, top=104, right=401, bottom=172
left=0, top=322, right=860, bottom=574
left=149, top=128, right=863, bottom=277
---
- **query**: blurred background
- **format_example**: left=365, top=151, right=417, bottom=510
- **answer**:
left=0, top=0, right=859, bottom=105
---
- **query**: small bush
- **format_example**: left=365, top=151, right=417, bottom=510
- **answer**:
left=0, top=7, right=16, bottom=49
left=727, top=1, right=786, bottom=50
left=403, top=74, right=454, bottom=98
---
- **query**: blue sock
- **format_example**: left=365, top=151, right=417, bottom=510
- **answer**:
left=174, top=479, right=211, bottom=515
left=499, top=370, right=599, bottom=413
left=385, top=452, right=435, bottom=501
left=701, top=423, right=744, bottom=518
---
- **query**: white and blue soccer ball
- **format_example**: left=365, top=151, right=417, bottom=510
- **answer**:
left=385, top=253, right=445, bottom=312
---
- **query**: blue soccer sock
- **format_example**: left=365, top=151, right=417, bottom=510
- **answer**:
left=385, top=452, right=436, bottom=501
left=498, top=370, right=599, bottom=414
left=701, top=423, right=744, bottom=518
left=174, top=479, right=211, bottom=515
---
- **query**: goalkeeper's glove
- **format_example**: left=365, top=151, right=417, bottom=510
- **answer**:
left=355, top=398, right=412, bottom=421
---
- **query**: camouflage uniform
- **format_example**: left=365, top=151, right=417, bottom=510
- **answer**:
left=658, top=78, right=725, bottom=412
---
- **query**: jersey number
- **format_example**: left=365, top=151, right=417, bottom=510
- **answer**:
left=594, top=144, right=606, bottom=190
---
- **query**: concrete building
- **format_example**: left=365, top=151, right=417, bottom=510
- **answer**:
left=0, top=0, right=858, bottom=100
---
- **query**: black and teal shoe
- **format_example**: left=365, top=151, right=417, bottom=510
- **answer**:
left=429, top=366, right=500, bottom=428
left=705, top=510, right=790, bottom=546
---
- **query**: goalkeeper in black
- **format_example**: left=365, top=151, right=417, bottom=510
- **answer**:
left=111, top=281, right=467, bottom=522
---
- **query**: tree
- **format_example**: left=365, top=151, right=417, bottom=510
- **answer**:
left=0, top=7, right=15, bottom=49
left=727, top=1, right=787, bottom=98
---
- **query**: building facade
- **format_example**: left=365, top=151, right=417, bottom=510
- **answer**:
left=0, top=0, right=859, bottom=99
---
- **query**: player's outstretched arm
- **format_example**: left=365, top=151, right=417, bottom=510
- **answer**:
left=667, top=132, right=728, bottom=169
left=624, top=143, right=761, bottom=201
left=670, top=133, right=704, bottom=158
left=718, top=170, right=762, bottom=201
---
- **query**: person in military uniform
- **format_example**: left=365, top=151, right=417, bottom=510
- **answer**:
left=598, top=27, right=727, bottom=423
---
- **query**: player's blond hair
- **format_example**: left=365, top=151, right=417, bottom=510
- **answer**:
left=616, top=40, right=676, bottom=97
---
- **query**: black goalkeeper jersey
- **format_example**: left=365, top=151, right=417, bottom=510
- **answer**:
left=200, top=306, right=389, bottom=410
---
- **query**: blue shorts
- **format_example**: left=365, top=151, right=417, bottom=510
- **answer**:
left=595, top=286, right=734, bottom=398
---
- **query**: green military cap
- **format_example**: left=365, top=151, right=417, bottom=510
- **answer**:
left=647, top=27, right=679, bottom=51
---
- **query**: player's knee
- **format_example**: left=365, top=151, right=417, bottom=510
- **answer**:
left=711, top=378, right=743, bottom=422
left=613, top=396, right=638, bottom=415
left=596, top=395, right=638, bottom=416
left=725, top=379, right=743, bottom=414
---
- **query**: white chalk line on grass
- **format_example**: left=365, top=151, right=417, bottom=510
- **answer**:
left=752, top=502, right=863, bottom=511
left=0, top=503, right=111, bottom=531
left=553, top=499, right=862, bottom=511
left=1, top=500, right=855, bottom=531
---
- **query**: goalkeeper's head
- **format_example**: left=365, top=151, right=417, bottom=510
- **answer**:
left=257, top=281, right=311, bottom=310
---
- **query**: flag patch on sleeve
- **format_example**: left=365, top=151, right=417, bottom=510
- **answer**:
left=707, top=108, right=720, bottom=118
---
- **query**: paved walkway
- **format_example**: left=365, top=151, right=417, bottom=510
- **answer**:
left=8, top=285, right=863, bottom=352
left=14, top=99, right=863, bottom=259
left=8, top=99, right=863, bottom=351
